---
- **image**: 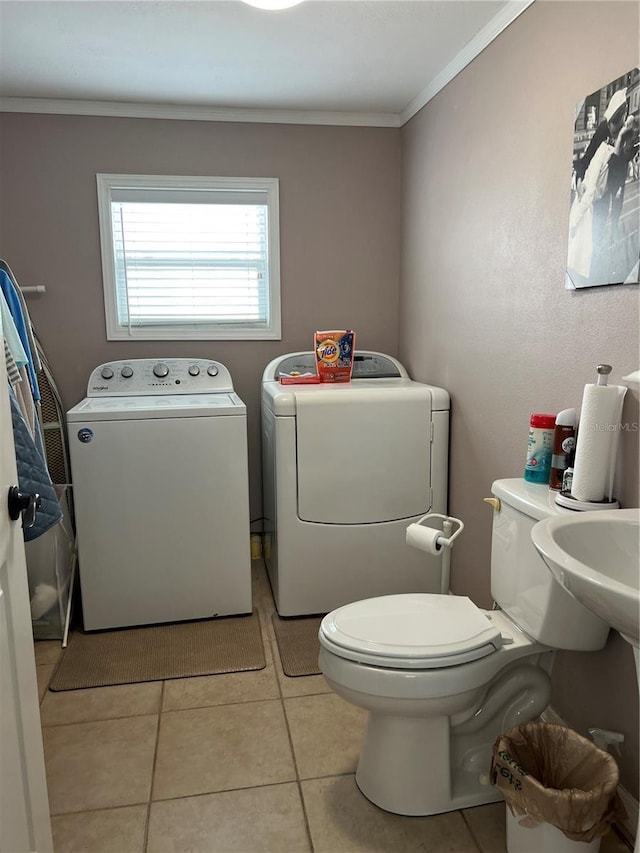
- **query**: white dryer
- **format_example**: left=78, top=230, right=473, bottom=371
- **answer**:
left=67, top=358, right=252, bottom=630
left=261, top=351, right=450, bottom=616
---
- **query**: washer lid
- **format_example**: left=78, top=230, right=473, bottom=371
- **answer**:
left=319, top=594, right=503, bottom=668
left=67, top=393, right=245, bottom=421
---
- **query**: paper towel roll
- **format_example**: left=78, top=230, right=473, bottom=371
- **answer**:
left=571, top=383, right=627, bottom=502
left=406, top=523, right=443, bottom=555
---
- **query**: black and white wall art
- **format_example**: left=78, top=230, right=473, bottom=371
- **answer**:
left=567, top=67, right=639, bottom=289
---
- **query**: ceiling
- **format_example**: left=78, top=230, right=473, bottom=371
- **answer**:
left=0, top=0, right=532, bottom=127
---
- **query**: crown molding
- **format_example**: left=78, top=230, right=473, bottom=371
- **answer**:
left=0, top=97, right=401, bottom=128
left=400, top=0, right=535, bottom=125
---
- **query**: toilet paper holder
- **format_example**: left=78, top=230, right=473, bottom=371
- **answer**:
left=406, top=513, right=464, bottom=595
left=413, top=512, right=465, bottom=549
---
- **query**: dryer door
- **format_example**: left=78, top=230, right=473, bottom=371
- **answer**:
left=295, top=387, right=432, bottom=524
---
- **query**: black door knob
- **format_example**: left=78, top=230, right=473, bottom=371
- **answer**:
left=7, top=486, right=41, bottom=528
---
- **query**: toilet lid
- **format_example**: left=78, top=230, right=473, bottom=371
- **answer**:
left=319, top=594, right=503, bottom=669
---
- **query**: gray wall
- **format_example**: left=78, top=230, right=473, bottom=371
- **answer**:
left=400, top=0, right=639, bottom=797
left=0, top=115, right=402, bottom=524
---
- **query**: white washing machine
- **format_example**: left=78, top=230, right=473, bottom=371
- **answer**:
left=67, top=358, right=252, bottom=630
left=261, top=351, right=450, bottom=616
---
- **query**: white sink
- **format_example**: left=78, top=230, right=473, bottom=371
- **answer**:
left=531, top=508, right=640, bottom=647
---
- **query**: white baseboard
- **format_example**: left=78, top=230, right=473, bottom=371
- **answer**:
left=540, top=707, right=638, bottom=846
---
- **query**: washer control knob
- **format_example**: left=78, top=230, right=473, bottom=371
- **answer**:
left=188, top=364, right=200, bottom=377
left=153, top=363, right=170, bottom=378
left=207, top=364, right=219, bottom=377
left=121, top=366, right=134, bottom=379
left=100, top=366, right=114, bottom=380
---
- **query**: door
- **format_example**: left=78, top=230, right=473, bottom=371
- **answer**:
left=295, top=386, right=433, bottom=524
left=0, top=327, right=53, bottom=851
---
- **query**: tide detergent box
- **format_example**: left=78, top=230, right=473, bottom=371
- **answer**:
left=314, top=330, right=356, bottom=382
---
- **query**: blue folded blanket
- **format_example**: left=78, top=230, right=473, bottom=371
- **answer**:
left=9, top=384, right=62, bottom=540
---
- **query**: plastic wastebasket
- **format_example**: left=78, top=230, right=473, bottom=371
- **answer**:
left=490, top=722, right=626, bottom=853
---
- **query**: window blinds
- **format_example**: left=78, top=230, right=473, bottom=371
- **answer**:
left=111, top=199, right=269, bottom=329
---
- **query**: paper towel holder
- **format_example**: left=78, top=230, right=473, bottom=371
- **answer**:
left=554, top=363, right=626, bottom=512
left=555, top=492, right=620, bottom=511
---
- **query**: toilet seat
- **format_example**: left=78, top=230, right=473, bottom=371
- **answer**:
left=319, top=594, right=503, bottom=669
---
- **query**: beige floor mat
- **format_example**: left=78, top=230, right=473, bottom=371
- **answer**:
left=49, top=611, right=265, bottom=691
left=271, top=614, right=323, bottom=677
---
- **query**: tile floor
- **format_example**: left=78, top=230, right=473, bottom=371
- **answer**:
left=34, top=561, right=632, bottom=853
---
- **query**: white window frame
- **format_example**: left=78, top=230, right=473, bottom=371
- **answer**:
left=96, top=173, right=281, bottom=341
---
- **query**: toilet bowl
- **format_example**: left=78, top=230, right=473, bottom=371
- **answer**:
left=317, top=479, right=611, bottom=817
left=319, top=595, right=553, bottom=815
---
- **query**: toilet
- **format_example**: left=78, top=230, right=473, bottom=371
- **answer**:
left=318, top=478, right=610, bottom=817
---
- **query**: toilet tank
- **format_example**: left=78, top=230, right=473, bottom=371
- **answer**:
left=490, top=479, right=609, bottom=651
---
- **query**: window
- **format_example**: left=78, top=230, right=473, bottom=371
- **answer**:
left=96, top=174, right=281, bottom=340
